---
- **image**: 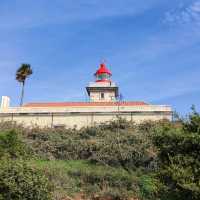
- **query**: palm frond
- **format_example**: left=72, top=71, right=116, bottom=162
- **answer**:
left=16, top=64, right=33, bottom=82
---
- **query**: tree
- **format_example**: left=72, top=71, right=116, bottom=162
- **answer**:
left=16, top=64, right=33, bottom=106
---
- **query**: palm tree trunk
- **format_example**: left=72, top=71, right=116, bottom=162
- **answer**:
left=20, top=81, right=25, bottom=106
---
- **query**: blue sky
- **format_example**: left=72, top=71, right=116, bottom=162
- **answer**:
left=0, top=0, right=200, bottom=116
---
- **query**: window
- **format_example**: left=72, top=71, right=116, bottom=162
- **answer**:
left=97, top=73, right=110, bottom=81
left=101, top=93, right=105, bottom=99
left=53, top=124, right=66, bottom=129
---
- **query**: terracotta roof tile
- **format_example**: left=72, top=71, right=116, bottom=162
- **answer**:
left=23, top=101, right=148, bottom=107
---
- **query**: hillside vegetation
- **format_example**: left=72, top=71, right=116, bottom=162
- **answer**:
left=0, top=109, right=199, bottom=200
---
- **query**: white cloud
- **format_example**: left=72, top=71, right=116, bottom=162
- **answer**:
left=164, top=0, right=200, bottom=25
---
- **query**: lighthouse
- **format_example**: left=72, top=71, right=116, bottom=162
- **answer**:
left=0, top=61, right=172, bottom=128
left=86, top=63, right=119, bottom=102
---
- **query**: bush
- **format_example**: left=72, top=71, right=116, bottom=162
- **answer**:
left=30, top=160, right=141, bottom=200
left=2, top=113, right=200, bottom=200
left=153, top=110, right=200, bottom=200
left=0, top=130, right=32, bottom=159
left=22, top=121, right=156, bottom=170
left=0, top=158, right=52, bottom=200
left=139, top=175, right=159, bottom=200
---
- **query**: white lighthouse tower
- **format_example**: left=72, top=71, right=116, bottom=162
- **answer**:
left=86, top=63, right=119, bottom=102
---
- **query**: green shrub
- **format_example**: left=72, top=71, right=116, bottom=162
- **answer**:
left=3, top=114, right=200, bottom=200
left=30, top=160, right=141, bottom=200
left=139, top=175, right=159, bottom=200
left=22, top=120, right=156, bottom=170
left=153, top=109, right=200, bottom=200
left=0, top=130, right=32, bottom=159
left=0, top=158, right=52, bottom=200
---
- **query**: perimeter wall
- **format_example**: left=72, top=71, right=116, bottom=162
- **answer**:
left=0, top=105, right=172, bottom=129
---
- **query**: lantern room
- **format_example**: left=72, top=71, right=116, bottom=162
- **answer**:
left=95, top=63, right=112, bottom=82
left=86, top=63, right=119, bottom=102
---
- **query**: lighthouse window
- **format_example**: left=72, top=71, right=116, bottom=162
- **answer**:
left=97, top=73, right=110, bottom=80
left=101, top=93, right=105, bottom=99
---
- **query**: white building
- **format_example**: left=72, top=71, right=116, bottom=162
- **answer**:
left=0, top=63, right=172, bottom=128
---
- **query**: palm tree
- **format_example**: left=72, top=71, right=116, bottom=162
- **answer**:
left=16, top=64, right=33, bottom=106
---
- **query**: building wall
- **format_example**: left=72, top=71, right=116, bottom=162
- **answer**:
left=87, top=81, right=118, bottom=102
left=0, top=105, right=172, bottom=129
left=90, top=91, right=116, bottom=102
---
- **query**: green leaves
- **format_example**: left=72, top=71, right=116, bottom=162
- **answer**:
left=0, top=110, right=200, bottom=200
left=0, top=159, right=52, bottom=200
left=0, top=130, right=33, bottom=159
left=153, top=111, right=200, bottom=200
left=22, top=122, right=155, bottom=171
left=139, top=175, right=159, bottom=200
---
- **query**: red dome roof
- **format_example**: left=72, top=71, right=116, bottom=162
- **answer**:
left=95, top=63, right=112, bottom=76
